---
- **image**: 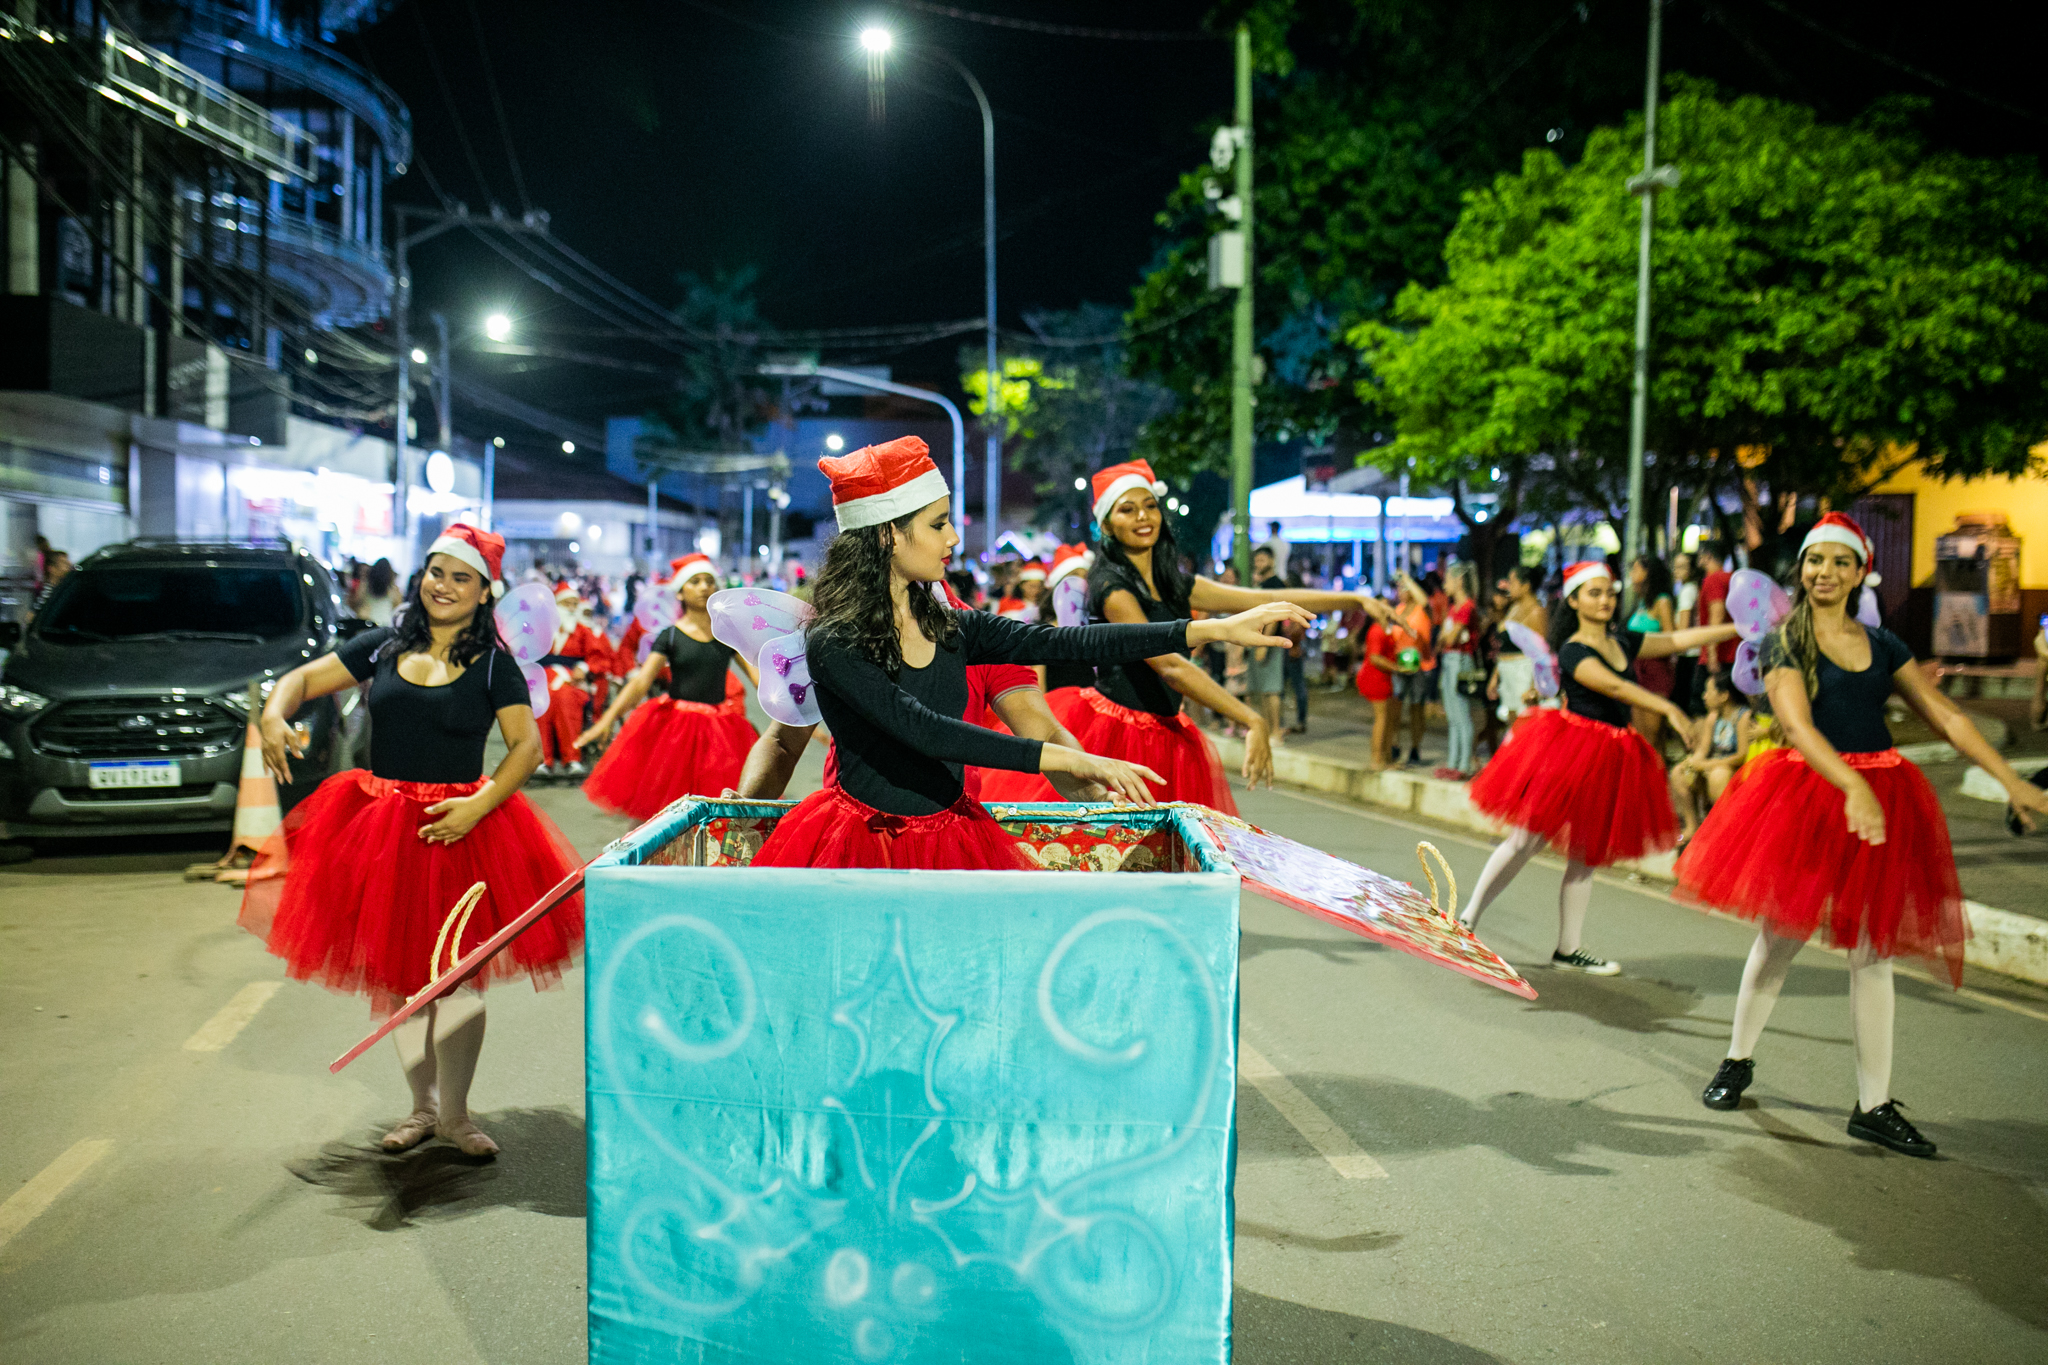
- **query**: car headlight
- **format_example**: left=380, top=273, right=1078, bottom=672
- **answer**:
left=0, top=684, right=50, bottom=719
left=214, top=677, right=279, bottom=717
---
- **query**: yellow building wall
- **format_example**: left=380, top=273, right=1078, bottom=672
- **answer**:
left=1872, top=453, right=2048, bottom=588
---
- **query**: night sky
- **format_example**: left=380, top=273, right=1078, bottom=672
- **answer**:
left=339, top=0, right=2047, bottom=453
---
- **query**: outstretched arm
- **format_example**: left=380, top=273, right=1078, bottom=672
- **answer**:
left=1097, top=590, right=1278, bottom=790
left=1187, top=574, right=1392, bottom=621
left=1569, top=654, right=1694, bottom=746
left=1891, top=660, right=2048, bottom=831
left=1637, top=623, right=1741, bottom=659
left=577, top=653, right=667, bottom=749
left=259, top=653, right=360, bottom=786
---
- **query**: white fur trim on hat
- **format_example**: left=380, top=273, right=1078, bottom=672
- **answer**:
left=1047, top=551, right=1093, bottom=586
left=1561, top=562, right=1612, bottom=598
left=1092, top=473, right=1168, bottom=525
left=1799, top=523, right=1871, bottom=565
left=427, top=535, right=489, bottom=579
left=834, top=467, right=951, bottom=531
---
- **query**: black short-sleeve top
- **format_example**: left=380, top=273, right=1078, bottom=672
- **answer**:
left=1084, top=561, right=1189, bottom=716
left=1557, top=630, right=1644, bottom=728
left=336, top=627, right=530, bottom=783
left=649, top=625, right=736, bottom=704
left=1760, top=625, right=1913, bottom=754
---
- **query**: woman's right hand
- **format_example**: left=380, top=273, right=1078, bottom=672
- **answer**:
left=1193, top=602, right=1315, bottom=651
left=259, top=712, right=304, bottom=787
left=1843, top=780, right=1887, bottom=844
left=1039, top=745, right=1164, bottom=805
left=1663, top=705, right=1696, bottom=749
left=1243, top=720, right=1274, bottom=788
left=574, top=718, right=614, bottom=751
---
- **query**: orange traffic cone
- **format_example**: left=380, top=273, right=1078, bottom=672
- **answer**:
left=187, top=683, right=284, bottom=885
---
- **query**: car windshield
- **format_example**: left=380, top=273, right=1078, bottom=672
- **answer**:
left=37, top=566, right=303, bottom=641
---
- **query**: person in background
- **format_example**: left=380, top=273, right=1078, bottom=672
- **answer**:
left=1245, top=546, right=1292, bottom=743
left=1489, top=564, right=1549, bottom=725
left=1671, top=552, right=1700, bottom=711
left=1435, top=564, right=1480, bottom=780
left=1390, top=574, right=1437, bottom=766
left=1671, top=669, right=1748, bottom=842
left=357, top=558, right=404, bottom=627
left=1257, top=519, right=1290, bottom=571
left=1473, top=581, right=1511, bottom=762
left=28, top=550, right=70, bottom=619
left=1627, top=555, right=1679, bottom=748
left=1358, top=598, right=1404, bottom=770
left=1693, top=545, right=1735, bottom=711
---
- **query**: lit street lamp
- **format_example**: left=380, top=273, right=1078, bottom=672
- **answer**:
left=860, top=27, right=1000, bottom=559
left=484, top=312, right=513, bottom=343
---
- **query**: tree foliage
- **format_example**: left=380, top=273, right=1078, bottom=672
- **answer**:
left=1354, top=80, right=2048, bottom=561
left=651, top=266, right=773, bottom=452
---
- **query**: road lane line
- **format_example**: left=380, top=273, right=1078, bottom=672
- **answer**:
left=1238, top=1042, right=1389, bottom=1180
left=1251, top=782, right=2048, bottom=1027
left=182, top=981, right=283, bottom=1052
left=0, top=1139, right=113, bottom=1252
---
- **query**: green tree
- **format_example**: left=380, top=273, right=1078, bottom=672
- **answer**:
left=1354, top=80, right=2048, bottom=578
left=650, top=266, right=772, bottom=452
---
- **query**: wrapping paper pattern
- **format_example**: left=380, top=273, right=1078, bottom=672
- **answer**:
left=586, top=801, right=1241, bottom=1364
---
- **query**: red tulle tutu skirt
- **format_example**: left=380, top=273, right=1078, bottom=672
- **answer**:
left=238, top=770, right=585, bottom=1015
left=582, top=696, right=759, bottom=821
left=750, top=785, right=1035, bottom=871
left=1469, top=707, right=1678, bottom=866
left=980, top=688, right=1236, bottom=813
left=1676, top=748, right=1967, bottom=985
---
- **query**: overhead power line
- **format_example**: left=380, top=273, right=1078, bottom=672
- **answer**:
left=887, top=1, right=1218, bottom=41
left=463, top=0, right=532, bottom=213
left=1755, top=0, right=2047, bottom=126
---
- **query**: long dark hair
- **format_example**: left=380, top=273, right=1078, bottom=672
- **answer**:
left=367, top=557, right=396, bottom=597
left=808, top=513, right=959, bottom=677
left=1093, top=514, right=1193, bottom=616
left=1632, top=554, right=1673, bottom=610
left=388, top=566, right=505, bottom=667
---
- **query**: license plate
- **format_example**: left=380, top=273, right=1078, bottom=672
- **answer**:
left=88, top=760, right=182, bottom=790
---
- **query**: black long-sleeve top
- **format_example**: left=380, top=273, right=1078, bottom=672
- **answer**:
left=809, top=608, right=1192, bottom=816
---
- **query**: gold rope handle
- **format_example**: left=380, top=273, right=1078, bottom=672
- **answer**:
left=428, top=881, right=488, bottom=983
left=1415, top=842, right=1458, bottom=925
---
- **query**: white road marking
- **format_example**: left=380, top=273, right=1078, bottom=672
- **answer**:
left=1238, top=1041, right=1389, bottom=1180
left=0, top=1139, right=112, bottom=1251
left=1251, top=781, right=2048, bottom=1027
left=181, top=981, right=283, bottom=1052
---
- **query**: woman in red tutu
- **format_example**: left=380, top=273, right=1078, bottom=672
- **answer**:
left=1019, top=461, right=1385, bottom=814
left=1679, top=514, right=2048, bottom=1156
left=748, top=436, right=1310, bottom=870
left=1461, top=560, right=1737, bottom=975
left=576, top=553, right=759, bottom=819
left=239, top=524, right=582, bottom=1158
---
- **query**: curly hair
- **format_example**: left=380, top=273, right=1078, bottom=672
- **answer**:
left=808, top=514, right=959, bottom=676
left=387, top=570, right=505, bottom=667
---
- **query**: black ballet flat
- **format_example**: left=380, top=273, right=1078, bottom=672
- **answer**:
left=1701, top=1057, right=1754, bottom=1111
left=1848, top=1101, right=1937, bottom=1159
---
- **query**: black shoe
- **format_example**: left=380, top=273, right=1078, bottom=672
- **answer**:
left=1550, top=948, right=1620, bottom=976
left=1848, top=1101, right=1938, bottom=1159
left=1701, top=1057, right=1754, bottom=1111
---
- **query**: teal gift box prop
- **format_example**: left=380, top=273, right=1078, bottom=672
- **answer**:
left=584, top=800, right=1243, bottom=1364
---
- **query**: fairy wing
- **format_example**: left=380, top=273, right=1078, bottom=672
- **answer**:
left=753, top=628, right=822, bottom=727
left=1726, top=569, right=1791, bottom=642
left=634, top=581, right=677, bottom=636
left=1502, top=620, right=1560, bottom=697
left=1731, top=639, right=1766, bottom=696
left=520, top=662, right=551, bottom=718
left=1051, top=575, right=1089, bottom=629
left=708, top=588, right=814, bottom=661
left=494, top=582, right=559, bottom=667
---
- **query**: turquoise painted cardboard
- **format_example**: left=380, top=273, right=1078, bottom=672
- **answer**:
left=585, top=801, right=1241, bottom=1364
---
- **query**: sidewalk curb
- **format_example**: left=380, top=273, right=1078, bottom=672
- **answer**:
left=1217, top=734, right=2046, bottom=987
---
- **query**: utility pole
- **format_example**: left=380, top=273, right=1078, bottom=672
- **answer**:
left=1229, top=23, right=1255, bottom=582
left=1623, top=0, right=1678, bottom=576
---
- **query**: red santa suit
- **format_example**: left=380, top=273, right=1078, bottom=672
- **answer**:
left=536, top=583, right=607, bottom=771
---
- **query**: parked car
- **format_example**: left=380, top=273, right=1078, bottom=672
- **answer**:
left=0, top=539, right=370, bottom=840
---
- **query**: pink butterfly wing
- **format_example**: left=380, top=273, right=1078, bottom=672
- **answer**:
left=1731, top=639, right=1765, bottom=696
left=708, top=588, right=812, bottom=661
left=753, top=628, right=821, bottom=726
left=1502, top=620, right=1561, bottom=697
left=520, top=662, right=551, bottom=718
left=494, top=583, right=559, bottom=665
left=1052, top=576, right=1089, bottom=628
left=1726, top=569, right=1790, bottom=642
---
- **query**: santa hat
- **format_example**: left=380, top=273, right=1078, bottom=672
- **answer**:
left=426, top=523, right=505, bottom=585
left=1046, top=543, right=1093, bottom=586
left=819, top=436, right=949, bottom=531
left=553, top=580, right=582, bottom=604
left=1800, top=513, right=1881, bottom=585
left=670, top=553, right=716, bottom=584
left=1016, top=560, right=1048, bottom=583
left=1561, top=560, right=1612, bottom=599
left=1091, top=460, right=1168, bottom=526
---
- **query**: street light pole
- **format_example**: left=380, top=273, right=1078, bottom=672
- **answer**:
left=1229, top=24, right=1256, bottom=583
left=1623, top=0, right=1676, bottom=575
left=926, top=50, right=999, bottom=561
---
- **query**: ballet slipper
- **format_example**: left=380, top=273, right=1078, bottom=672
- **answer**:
left=379, top=1108, right=439, bottom=1152
left=436, top=1117, right=500, bottom=1157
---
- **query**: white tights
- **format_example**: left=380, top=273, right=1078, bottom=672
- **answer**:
left=1728, top=927, right=1894, bottom=1111
left=389, top=994, right=488, bottom=1122
left=1459, top=826, right=1596, bottom=956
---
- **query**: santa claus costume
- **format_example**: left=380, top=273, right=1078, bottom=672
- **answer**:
left=995, top=560, right=1047, bottom=622
left=238, top=524, right=583, bottom=1157
left=1675, top=514, right=2048, bottom=1156
left=579, top=553, right=760, bottom=820
left=534, top=581, right=607, bottom=778
left=747, top=437, right=1301, bottom=870
left=1461, top=560, right=1736, bottom=975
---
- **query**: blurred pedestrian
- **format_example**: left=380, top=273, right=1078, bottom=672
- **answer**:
left=357, top=558, right=404, bottom=626
left=1357, top=602, right=1403, bottom=771
left=1627, top=554, right=1678, bottom=747
left=1488, top=564, right=1549, bottom=721
left=1435, top=564, right=1479, bottom=780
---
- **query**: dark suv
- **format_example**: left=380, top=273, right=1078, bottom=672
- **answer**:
left=0, top=540, right=359, bottom=838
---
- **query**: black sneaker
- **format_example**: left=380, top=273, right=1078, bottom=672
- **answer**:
left=1701, top=1058, right=1754, bottom=1111
left=1551, top=948, right=1621, bottom=976
left=1847, top=1101, right=1938, bottom=1159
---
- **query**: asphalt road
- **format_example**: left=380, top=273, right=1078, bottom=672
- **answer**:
left=3, top=744, right=2044, bottom=1364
